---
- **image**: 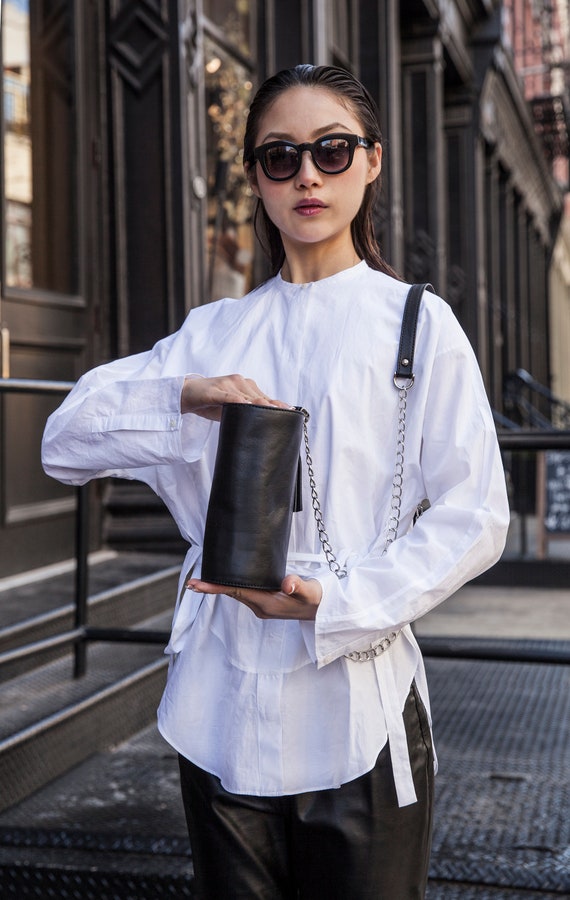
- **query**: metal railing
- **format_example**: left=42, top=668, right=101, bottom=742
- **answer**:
left=505, top=368, right=570, bottom=429
left=1, top=377, right=570, bottom=676
left=0, top=379, right=89, bottom=677
left=0, top=377, right=170, bottom=678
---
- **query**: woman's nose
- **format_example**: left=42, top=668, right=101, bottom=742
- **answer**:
left=295, top=150, right=323, bottom=186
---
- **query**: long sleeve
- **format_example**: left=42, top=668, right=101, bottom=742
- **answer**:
left=42, top=333, right=213, bottom=485
left=304, top=307, right=510, bottom=668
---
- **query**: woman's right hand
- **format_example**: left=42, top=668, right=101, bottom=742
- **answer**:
left=181, top=374, right=289, bottom=420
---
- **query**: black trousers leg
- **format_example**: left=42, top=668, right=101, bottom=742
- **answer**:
left=178, top=757, right=296, bottom=900
left=178, top=682, right=434, bottom=900
left=291, top=683, right=434, bottom=899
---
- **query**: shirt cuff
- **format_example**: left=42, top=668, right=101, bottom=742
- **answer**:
left=180, top=413, right=213, bottom=462
left=179, top=374, right=214, bottom=462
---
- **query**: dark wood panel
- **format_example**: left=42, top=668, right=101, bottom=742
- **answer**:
left=107, top=0, right=185, bottom=356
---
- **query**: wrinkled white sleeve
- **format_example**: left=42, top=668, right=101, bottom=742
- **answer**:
left=42, top=334, right=212, bottom=485
left=302, top=325, right=510, bottom=669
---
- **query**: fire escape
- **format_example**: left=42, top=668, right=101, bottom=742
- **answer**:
left=513, top=0, right=570, bottom=173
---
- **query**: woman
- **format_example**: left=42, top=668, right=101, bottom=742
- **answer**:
left=42, top=64, right=509, bottom=898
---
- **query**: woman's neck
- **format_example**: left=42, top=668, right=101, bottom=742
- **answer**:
left=280, top=240, right=361, bottom=284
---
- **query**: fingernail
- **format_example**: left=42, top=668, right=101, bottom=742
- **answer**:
left=288, top=583, right=296, bottom=594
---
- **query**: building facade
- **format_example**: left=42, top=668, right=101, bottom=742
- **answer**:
left=1, top=0, right=568, bottom=577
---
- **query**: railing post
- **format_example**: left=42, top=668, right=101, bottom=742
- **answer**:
left=73, top=483, right=90, bottom=678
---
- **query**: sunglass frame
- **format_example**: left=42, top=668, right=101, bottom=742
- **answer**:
left=251, top=133, right=373, bottom=182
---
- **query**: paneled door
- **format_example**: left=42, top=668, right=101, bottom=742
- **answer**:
left=0, top=0, right=101, bottom=577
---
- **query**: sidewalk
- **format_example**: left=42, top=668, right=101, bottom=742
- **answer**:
left=415, top=584, right=570, bottom=641
left=0, top=582, right=568, bottom=898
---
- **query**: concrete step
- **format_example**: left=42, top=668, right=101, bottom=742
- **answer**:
left=0, top=552, right=181, bottom=681
left=103, top=481, right=188, bottom=554
left=0, top=723, right=194, bottom=897
left=0, top=552, right=184, bottom=814
left=0, top=610, right=171, bottom=813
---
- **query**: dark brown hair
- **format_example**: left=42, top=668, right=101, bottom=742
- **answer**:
left=243, top=64, right=399, bottom=279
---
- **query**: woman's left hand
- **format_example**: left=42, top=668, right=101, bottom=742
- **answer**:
left=186, top=574, right=322, bottom=620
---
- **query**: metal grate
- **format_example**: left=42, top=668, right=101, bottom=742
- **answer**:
left=0, top=867, right=193, bottom=899
left=426, top=657, right=570, bottom=894
left=427, top=882, right=565, bottom=899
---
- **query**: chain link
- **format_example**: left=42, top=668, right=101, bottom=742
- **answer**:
left=299, top=383, right=412, bottom=661
left=382, top=382, right=410, bottom=555
left=300, top=410, right=347, bottom=579
left=300, top=381, right=411, bottom=573
left=343, top=382, right=412, bottom=661
left=344, top=631, right=400, bottom=662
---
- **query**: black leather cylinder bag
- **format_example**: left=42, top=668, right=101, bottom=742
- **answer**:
left=201, top=403, right=304, bottom=590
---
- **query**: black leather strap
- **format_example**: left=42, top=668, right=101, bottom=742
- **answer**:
left=394, top=283, right=433, bottom=382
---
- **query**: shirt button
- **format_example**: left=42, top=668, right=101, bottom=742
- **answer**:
left=169, top=417, right=177, bottom=429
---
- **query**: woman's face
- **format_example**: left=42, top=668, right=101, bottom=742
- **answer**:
left=246, top=86, right=381, bottom=261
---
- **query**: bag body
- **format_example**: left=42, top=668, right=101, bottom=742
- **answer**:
left=201, top=403, right=304, bottom=590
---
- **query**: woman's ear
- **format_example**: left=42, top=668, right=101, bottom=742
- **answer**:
left=245, top=162, right=261, bottom=198
left=366, top=143, right=382, bottom=185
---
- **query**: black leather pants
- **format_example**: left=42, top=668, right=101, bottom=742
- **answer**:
left=178, top=682, right=434, bottom=899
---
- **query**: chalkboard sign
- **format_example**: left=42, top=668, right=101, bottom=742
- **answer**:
left=544, top=450, right=570, bottom=534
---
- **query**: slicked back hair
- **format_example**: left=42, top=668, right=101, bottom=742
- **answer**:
left=243, top=64, right=399, bottom=279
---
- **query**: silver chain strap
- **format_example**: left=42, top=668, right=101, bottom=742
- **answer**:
left=297, top=378, right=413, bottom=663
left=382, top=378, right=412, bottom=555
left=344, top=631, right=399, bottom=662
left=300, top=409, right=347, bottom=579
left=344, top=377, right=412, bottom=662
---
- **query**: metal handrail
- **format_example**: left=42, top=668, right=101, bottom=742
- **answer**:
left=497, top=429, right=570, bottom=450
left=0, top=378, right=76, bottom=394
left=505, top=369, right=570, bottom=428
left=0, top=378, right=90, bottom=676
left=0, top=377, right=176, bottom=677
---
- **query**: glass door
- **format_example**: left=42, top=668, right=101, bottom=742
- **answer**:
left=203, top=1, right=257, bottom=301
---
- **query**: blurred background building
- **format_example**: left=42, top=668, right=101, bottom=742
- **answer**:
left=1, top=0, right=570, bottom=579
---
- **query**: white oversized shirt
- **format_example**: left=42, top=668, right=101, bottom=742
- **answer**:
left=42, top=263, right=510, bottom=806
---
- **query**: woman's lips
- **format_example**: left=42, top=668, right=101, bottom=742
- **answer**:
left=294, top=200, right=326, bottom=217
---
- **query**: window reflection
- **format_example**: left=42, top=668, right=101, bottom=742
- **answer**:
left=205, top=38, right=254, bottom=301
left=203, top=0, right=251, bottom=55
left=332, top=0, right=353, bottom=68
left=3, top=0, right=32, bottom=288
left=2, top=0, right=77, bottom=293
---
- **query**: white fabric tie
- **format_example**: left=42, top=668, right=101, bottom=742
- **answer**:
left=374, top=652, right=417, bottom=807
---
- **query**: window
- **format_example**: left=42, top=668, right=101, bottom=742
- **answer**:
left=203, top=1, right=256, bottom=301
left=332, top=0, right=356, bottom=70
left=2, top=0, right=78, bottom=294
left=204, top=0, right=251, bottom=52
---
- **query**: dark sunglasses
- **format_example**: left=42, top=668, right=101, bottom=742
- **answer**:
left=251, top=133, right=374, bottom=182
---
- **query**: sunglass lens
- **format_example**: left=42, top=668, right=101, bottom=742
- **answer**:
left=265, top=144, right=299, bottom=179
left=314, top=137, right=351, bottom=172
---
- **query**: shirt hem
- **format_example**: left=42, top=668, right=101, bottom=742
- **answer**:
left=157, top=716, right=391, bottom=798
